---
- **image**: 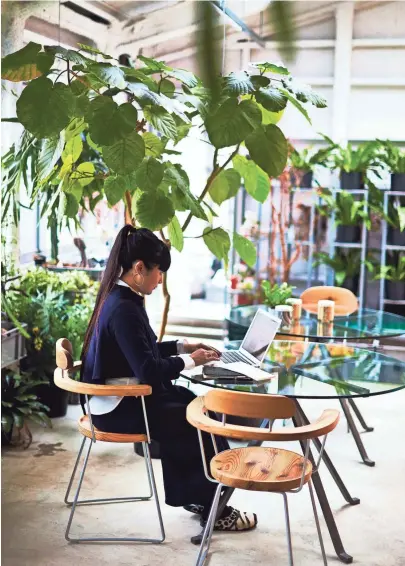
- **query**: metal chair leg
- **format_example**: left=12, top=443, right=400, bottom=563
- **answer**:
left=308, top=480, right=328, bottom=566
left=195, top=483, right=222, bottom=566
left=282, top=492, right=294, bottom=566
left=65, top=438, right=153, bottom=507
left=65, top=440, right=165, bottom=543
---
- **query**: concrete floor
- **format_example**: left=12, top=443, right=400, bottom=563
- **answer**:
left=2, top=379, right=405, bottom=566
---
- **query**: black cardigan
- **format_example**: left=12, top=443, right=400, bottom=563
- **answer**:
left=81, top=285, right=185, bottom=392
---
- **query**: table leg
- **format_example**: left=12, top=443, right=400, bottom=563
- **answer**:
left=294, top=403, right=354, bottom=564
left=339, top=399, right=375, bottom=467
left=295, top=403, right=361, bottom=505
left=347, top=398, right=374, bottom=432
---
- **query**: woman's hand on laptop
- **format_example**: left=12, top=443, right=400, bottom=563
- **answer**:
left=183, top=341, right=221, bottom=356
left=190, top=348, right=220, bottom=366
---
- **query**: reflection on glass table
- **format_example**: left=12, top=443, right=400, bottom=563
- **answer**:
left=227, top=305, right=405, bottom=341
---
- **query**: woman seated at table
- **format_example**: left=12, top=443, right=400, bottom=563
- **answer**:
left=81, top=224, right=257, bottom=533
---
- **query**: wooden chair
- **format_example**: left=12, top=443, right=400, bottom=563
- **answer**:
left=54, top=338, right=165, bottom=544
left=301, top=286, right=358, bottom=316
left=187, top=389, right=340, bottom=566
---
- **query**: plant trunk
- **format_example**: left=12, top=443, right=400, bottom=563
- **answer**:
left=158, top=232, right=172, bottom=342
left=124, top=191, right=133, bottom=225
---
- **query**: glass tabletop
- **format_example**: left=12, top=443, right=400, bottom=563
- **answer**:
left=185, top=340, right=405, bottom=399
left=227, top=305, right=405, bottom=340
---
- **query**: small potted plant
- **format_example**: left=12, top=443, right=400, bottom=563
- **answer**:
left=261, top=281, right=295, bottom=311
left=378, top=140, right=405, bottom=192
left=387, top=200, right=405, bottom=247
left=331, top=142, right=380, bottom=191
left=1, top=370, right=51, bottom=448
left=288, top=141, right=335, bottom=188
left=318, top=189, right=369, bottom=244
left=374, top=254, right=405, bottom=301
left=313, top=250, right=372, bottom=295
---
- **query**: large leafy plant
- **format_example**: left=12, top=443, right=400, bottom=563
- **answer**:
left=313, top=250, right=373, bottom=287
left=329, top=141, right=381, bottom=175
left=377, top=140, right=405, bottom=174
left=373, top=255, right=405, bottom=282
left=1, top=43, right=326, bottom=338
left=288, top=139, right=335, bottom=172
left=318, top=189, right=370, bottom=228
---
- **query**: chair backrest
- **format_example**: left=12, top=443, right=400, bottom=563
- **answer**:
left=301, top=286, right=358, bottom=315
left=204, top=389, right=295, bottom=420
left=54, top=338, right=152, bottom=397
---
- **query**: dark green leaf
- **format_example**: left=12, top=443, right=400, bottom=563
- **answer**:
left=167, top=69, right=199, bottom=88
left=205, top=99, right=262, bottom=148
left=233, top=233, right=257, bottom=267
left=246, top=124, right=288, bottom=177
left=209, top=169, right=241, bottom=205
left=255, top=87, right=288, bottom=112
left=2, top=42, right=53, bottom=82
left=124, top=68, right=158, bottom=91
left=136, top=157, right=164, bottom=191
left=159, top=78, right=175, bottom=97
left=137, top=55, right=167, bottom=72
left=144, top=106, right=177, bottom=139
left=16, top=77, right=74, bottom=138
left=127, top=82, right=161, bottom=106
left=13, top=412, right=24, bottom=428
left=2, top=414, right=13, bottom=433
left=281, top=78, right=327, bottom=108
left=136, top=190, right=175, bottom=230
left=86, top=97, right=137, bottom=146
left=102, top=131, right=145, bottom=173
left=223, top=71, right=254, bottom=96
left=250, top=75, right=270, bottom=89
left=168, top=215, right=184, bottom=252
left=86, top=63, right=126, bottom=89
left=104, top=175, right=127, bottom=206
left=203, top=227, right=230, bottom=267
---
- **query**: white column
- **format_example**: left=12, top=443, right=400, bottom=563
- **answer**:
left=332, top=1, right=354, bottom=144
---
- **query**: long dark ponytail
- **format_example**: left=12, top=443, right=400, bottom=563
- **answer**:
left=81, top=224, right=171, bottom=361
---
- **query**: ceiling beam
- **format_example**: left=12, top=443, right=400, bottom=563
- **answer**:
left=210, top=0, right=266, bottom=48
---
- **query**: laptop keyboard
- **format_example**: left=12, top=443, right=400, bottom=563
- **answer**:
left=221, top=350, right=254, bottom=365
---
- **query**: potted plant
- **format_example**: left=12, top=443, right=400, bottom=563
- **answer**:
left=288, top=141, right=335, bottom=188
left=313, top=250, right=372, bottom=295
left=387, top=200, right=405, bottom=247
left=377, top=140, right=405, bottom=192
left=261, top=281, right=295, bottom=310
left=1, top=370, right=51, bottom=448
left=331, top=142, right=380, bottom=191
left=374, top=254, right=405, bottom=301
left=318, top=189, right=369, bottom=243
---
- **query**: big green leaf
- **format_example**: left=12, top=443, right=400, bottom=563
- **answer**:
left=86, top=97, right=138, bottom=146
left=209, top=169, right=241, bottom=205
left=37, top=134, right=64, bottom=181
left=205, top=99, right=262, bottom=148
left=281, top=77, right=327, bottom=108
left=1, top=42, right=54, bottom=82
left=223, top=71, right=255, bottom=96
left=86, top=63, right=126, bottom=89
left=233, top=233, right=257, bottom=268
left=64, top=192, right=79, bottom=218
left=278, top=88, right=311, bottom=124
left=136, top=157, right=164, bottom=191
left=232, top=155, right=270, bottom=203
left=168, top=215, right=184, bottom=252
left=159, top=78, right=175, bottom=97
left=246, top=124, right=287, bottom=177
left=104, top=175, right=129, bottom=206
left=16, top=77, right=74, bottom=138
left=166, top=68, right=198, bottom=88
left=165, top=163, right=208, bottom=221
left=255, top=87, right=288, bottom=112
left=136, top=190, right=175, bottom=230
left=144, top=106, right=177, bottom=139
left=138, top=55, right=167, bottom=72
left=203, top=227, right=230, bottom=266
left=70, top=162, right=95, bottom=186
left=62, top=135, right=83, bottom=164
left=143, top=132, right=164, bottom=157
left=102, top=131, right=145, bottom=174
left=127, top=82, right=162, bottom=106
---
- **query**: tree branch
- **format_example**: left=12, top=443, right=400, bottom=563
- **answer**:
left=181, top=144, right=240, bottom=233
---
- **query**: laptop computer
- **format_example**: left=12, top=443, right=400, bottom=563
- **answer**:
left=220, top=309, right=281, bottom=368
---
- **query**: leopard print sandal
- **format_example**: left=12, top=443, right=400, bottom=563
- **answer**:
left=184, top=504, right=205, bottom=516
left=201, top=506, right=258, bottom=532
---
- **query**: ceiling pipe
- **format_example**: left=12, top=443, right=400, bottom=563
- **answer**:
left=210, top=0, right=266, bottom=48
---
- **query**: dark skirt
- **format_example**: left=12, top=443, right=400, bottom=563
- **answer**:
left=92, top=385, right=229, bottom=510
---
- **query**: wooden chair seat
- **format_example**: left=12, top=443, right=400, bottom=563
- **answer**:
left=78, top=415, right=147, bottom=444
left=210, top=446, right=312, bottom=492
left=301, top=286, right=358, bottom=316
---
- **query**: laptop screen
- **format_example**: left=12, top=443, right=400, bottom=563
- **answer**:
left=240, top=310, right=280, bottom=362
